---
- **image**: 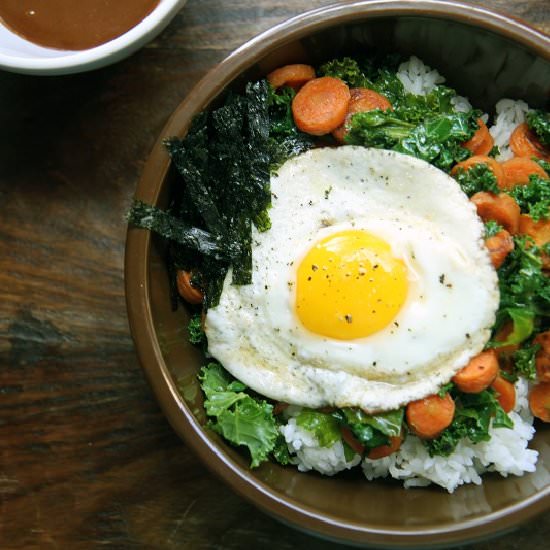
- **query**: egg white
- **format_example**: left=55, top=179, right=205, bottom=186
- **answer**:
left=204, top=147, right=499, bottom=412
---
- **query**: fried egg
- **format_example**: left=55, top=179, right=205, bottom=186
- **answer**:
left=204, top=147, right=499, bottom=412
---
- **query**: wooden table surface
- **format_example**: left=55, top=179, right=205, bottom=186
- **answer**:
left=1, top=1, right=549, bottom=548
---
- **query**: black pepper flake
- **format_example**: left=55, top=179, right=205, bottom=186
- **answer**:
left=307, top=276, right=312, bottom=281
left=394, top=322, right=399, bottom=327
left=439, top=274, right=445, bottom=284
left=311, top=264, right=318, bottom=271
left=465, top=333, right=471, bottom=339
left=344, top=314, right=353, bottom=323
left=373, top=264, right=379, bottom=269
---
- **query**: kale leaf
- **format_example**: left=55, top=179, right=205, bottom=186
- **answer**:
left=295, top=410, right=342, bottom=447
left=426, top=389, right=513, bottom=457
left=331, top=407, right=404, bottom=450
left=490, top=236, right=550, bottom=347
left=526, top=109, right=550, bottom=147
left=507, top=174, right=550, bottom=221
left=188, top=313, right=206, bottom=346
left=346, top=110, right=414, bottom=148
left=318, top=57, right=372, bottom=88
left=395, top=111, right=479, bottom=171
left=198, top=363, right=279, bottom=467
left=453, top=162, right=499, bottom=197
left=513, top=342, right=541, bottom=380
left=484, top=220, right=503, bottom=238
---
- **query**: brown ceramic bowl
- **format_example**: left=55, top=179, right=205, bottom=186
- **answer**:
left=125, top=1, right=550, bottom=546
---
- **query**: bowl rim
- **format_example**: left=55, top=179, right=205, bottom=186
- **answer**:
left=0, top=0, right=186, bottom=74
left=125, top=0, right=550, bottom=546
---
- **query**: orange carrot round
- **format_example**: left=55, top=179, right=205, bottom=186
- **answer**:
left=491, top=374, right=516, bottom=413
left=451, top=156, right=505, bottom=189
left=267, top=64, right=316, bottom=90
left=176, top=270, right=204, bottom=305
left=534, top=332, right=550, bottom=383
left=332, top=88, right=392, bottom=143
left=485, top=229, right=514, bottom=269
left=292, top=76, right=351, bottom=136
left=462, top=119, right=494, bottom=156
left=529, top=382, right=550, bottom=422
left=500, top=157, right=549, bottom=190
left=367, top=434, right=403, bottom=460
left=452, top=350, right=499, bottom=393
left=470, top=192, right=521, bottom=234
left=406, top=393, right=455, bottom=439
left=509, top=122, right=550, bottom=161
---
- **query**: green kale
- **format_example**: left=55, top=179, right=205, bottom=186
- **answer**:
left=198, top=363, right=279, bottom=467
left=395, top=111, right=479, bottom=171
left=295, top=410, right=341, bottom=447
left=535, top=158, right=550, bottom=174
left=371, top=67, right=405, bottom=106
left=393, top=86, right=455, bottom=124
left=453, top=162, right=499, bottom=197
left=488, top=145, right=500, bottom=158
left=272, top=434, right=291, bottom=465
left=484, top=220, right=503, bottom=238
left=346, top=110, right=415, bottom=148
left=513, top=342, right=541, bottom=380
left=526, top=109, right=550, bottom=147
left=490, top=236, right=550, bottom=347
left=438, top=382, right=454, bottom=397
left=318, top=57, right=372, bottom=88
left=332, top=407, right=404, bottom=450
left=188, top=313, right=206, bottom=346
left=426, top=389, right=513, bottom=457
left=507, top=174, right=550, bottom=221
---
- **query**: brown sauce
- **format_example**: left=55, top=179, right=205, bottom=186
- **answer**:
left=0, top=0, right=161, bottom=51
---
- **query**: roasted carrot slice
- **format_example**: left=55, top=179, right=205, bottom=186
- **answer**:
left=463, top=119, right=494, bottom=156
left=340, top=426, right=365, bottom=455
left=491, top=374, right=516, bottom=413
left=176, top=270, right=204, bottom=305
left=529, top=382, right=550, bottom=422
left=406, top=393, right=455, bottom=439
left=500, top=157, right=549, bottom=190
left=534, top=332, right=550, bottom=383
left=470, top=192, right=521, bottom=234
left=367, top=434, right=403, bottom=460
left=518, top=214, right=550, bottom=245
left=452, top=350, right=499, bottom=393
left=267, top=64, right=316, bottom=90
left=451, top=155, right=505, bottom=189
left=485, top=229, right=514, bottom=269
left=509, top=122, right=550, bottom=161
left=332, top=88, right=392, bottom=143
left=292, top=76, right=351, bottom=136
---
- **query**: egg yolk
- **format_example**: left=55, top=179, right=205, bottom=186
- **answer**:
left=296, top=230, right=408, bottom=340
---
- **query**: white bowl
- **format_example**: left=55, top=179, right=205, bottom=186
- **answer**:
left=0, top=0, right=187, bottom=75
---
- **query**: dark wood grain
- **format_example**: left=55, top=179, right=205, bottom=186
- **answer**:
left=0, top=1, right=548, bottom=548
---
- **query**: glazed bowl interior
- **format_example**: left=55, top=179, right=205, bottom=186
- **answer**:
left=126, top=1, right=550, bottom=547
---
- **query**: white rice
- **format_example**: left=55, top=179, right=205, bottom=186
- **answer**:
left=489, top=98, right=531, bottom=160
left=397, top=55, right=473, bottom=114
left=397, top=55, right=445, bottom=96
left=280, top=417, right=361, bottom=475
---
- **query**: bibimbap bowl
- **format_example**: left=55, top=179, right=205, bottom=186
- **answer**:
left=125, top=1, right=550, bottom=546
